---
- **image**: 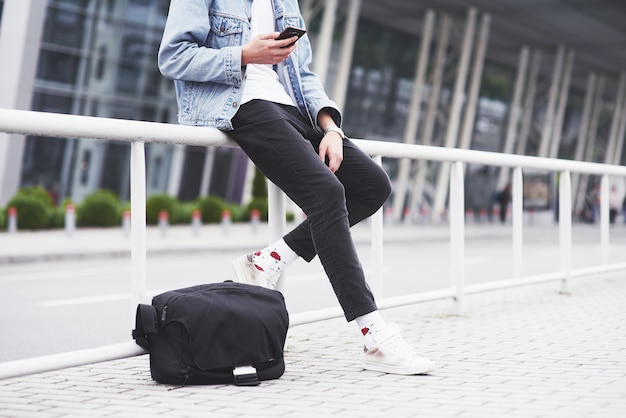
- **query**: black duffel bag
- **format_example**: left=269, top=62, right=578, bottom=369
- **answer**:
left=132, top=281, right=289, bottom=386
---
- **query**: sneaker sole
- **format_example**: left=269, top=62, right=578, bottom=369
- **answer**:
left=232, top=255, right=254, bottom=286
left=362, top=360, right=436, bottom=375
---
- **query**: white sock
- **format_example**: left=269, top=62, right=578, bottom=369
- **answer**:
left=252, top=238, right=299, bottom=279
left=355, top=310, right=387, bottom=349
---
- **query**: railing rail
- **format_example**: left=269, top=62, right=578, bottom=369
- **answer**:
left=1, top=108, right=626, bottom=380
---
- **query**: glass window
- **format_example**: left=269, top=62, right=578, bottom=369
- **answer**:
left=37, top=50, right=81, bottom=84
left=55, top=0, right=90, bottom=8
left=20, top=135, right=68, bottom=200
left=178, top=147, right=206, bottom=201
left=99, top=142, right=130, bottom=199
left=32, top=92, right=73, bottom=114
left=115, top=63, right=141, bottom=94
left=344, top=20, right=421, bottom=140
left=42, top=5, right=87, bottom=49
left=144, top=69, right=161, bottom=97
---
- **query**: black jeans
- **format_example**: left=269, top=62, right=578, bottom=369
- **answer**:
left=227, top=100, right=391, bottom=321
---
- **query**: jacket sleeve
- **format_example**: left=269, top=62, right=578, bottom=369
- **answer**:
left=293, top=19, right=343, bottom=129
left=157, top=0, right=244, bottom=86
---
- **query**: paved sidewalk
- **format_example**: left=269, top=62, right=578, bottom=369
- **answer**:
left=1, top=271, right=625, bottom=417
left=0, top=222, right=519, bottom=264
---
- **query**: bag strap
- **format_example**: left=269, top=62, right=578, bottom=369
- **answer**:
left=132, top=304, right=158, bottom=350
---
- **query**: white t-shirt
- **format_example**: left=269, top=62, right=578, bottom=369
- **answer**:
left=241, top=0, right=296, bottom=106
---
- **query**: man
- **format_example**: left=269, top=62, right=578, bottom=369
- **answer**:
left=158, top=0, right=436, bottom=375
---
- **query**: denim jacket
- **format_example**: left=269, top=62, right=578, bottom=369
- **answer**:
left=158, top=0, right=341, bottom=131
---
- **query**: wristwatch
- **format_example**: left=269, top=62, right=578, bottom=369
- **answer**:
left=324, top=126, right=346, bottom=139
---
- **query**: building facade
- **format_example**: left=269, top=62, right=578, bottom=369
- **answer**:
left=1, top=0, right=623, bottom=221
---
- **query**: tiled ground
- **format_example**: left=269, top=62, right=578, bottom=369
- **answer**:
left=1, top=273, right=625, bottom=417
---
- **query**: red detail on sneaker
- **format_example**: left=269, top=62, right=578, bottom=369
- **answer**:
left=270, top=251, right=281, bottom=261
left=254, top=251, right=261, bottom=256
left=254, top=264, right=264, bottom=272
left=361, top=327, right=370, bottom=336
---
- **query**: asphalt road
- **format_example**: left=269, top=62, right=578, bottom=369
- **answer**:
left=1, top=228, right=625, bottom=362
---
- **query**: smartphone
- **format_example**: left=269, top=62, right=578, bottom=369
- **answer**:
left=276, top=26, right=306, bottom=47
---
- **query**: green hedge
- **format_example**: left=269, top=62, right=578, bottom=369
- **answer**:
left=244, top=197, right=268, bottom=222
left=77, top=189, right=120, bottom=227
left=198, top=195, right=226, bottom=224
left=2, top=186, right=57, bottom=230
left=4, top=194, right=48, bottom=229
left=3, top=186, right=279, bottom=230
left=146, top=193, right=179, bottom=225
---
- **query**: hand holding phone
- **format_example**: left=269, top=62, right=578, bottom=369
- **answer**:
left=276, top=26, right=306, bottom=47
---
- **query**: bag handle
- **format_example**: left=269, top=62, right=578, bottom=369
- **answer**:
left=132, top=304, right=158, bottom=350
left=233, top=366, right=260, bottom=386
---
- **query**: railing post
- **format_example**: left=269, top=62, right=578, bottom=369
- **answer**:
left=450, top=161, right=465, bottom=315
left=130, top=141, right=147, bottom=326
left=268, top=181, right=287, bottom=293
left=371, top=155, right=384, bottom=300
left=512, top=167, right=523, bottom=279
left=559, top=170, right=572, bottom=293
left=600, top=174, right=610, bottom=264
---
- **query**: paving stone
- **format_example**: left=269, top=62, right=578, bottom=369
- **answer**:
left=1, top=274, right=625, bottom=417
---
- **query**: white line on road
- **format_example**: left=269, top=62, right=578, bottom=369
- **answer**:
left=0, top=268, right=106, bottom=283
left=40, top=289, right=169, bottom=307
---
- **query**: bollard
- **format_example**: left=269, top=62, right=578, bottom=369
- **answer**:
left=419, top=207, right=428, bottom=224
left=403, top=207, right=412, bottom=225
left=221, top=209, right=231, bottom=235
left=65, top=203, right=76, bottom=236
left=492, top=205, right=500, bottom=223
left=250, top=208, right=260, bottom=234
left=479, top=208, right=487, bottom=223
left=191, top=209, right=202, bottom=237
left=465, top=208, right=474, bottom=224
left=122, top=210, right=131, bottom=237
left=158, top=210, right=169, bottom=237
left=7, top=206, right=17, bottom=233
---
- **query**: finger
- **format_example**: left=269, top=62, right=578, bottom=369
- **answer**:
left=328, top=155, right=343, bottom=173
left=275, top=36, right=299, bottom=49
left=318, top=145, right=327, bottom=163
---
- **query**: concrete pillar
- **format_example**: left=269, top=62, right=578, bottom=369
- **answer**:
left=571, top=73, right=597, bottom=210
left=516, top=50, right=542, bottom=155
left=431, top=8, right=477, bottom=222
left=313, top=0, right=339, bottom=85
left=459, top=13, right=491, bottom=150
left=167, top=144, right=186, bottom=198
left=199, top=147, right=216, bottom=196
left=300, top=0, right=317, bottom=27
left=0, top=0, right=47, bottom=205
left=332, top=0, right=361, bottom=111
left=605, top=72, right=626, bottom=164
left=613, top=96, right=626, bottom=165
left=497, top=47, right=529, bottom=190
left=391, top=10, right=435, bottom=222
left=576, top=76, right=605, bottom=215
left=410, top=13, right=451, bottom=217
left=548, top=49, right=575, bottom=159
left=538, top=45, right=565, bottom=158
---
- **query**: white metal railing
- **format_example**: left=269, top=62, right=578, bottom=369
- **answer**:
left=2, top=108, right=626, bottom=379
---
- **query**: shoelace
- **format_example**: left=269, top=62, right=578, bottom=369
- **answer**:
left=381, top=334, right=421, bottom=358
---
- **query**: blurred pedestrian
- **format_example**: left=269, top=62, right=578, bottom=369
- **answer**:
left=498, top=183, right=512, bottom=224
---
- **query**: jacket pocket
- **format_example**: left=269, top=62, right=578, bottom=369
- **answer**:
left=208, top=14, right=244, bottom=48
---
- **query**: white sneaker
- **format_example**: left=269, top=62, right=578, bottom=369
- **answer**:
left=362, top=323, right=436, bottom=375
left=232, top=254, right=281, bottom=289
